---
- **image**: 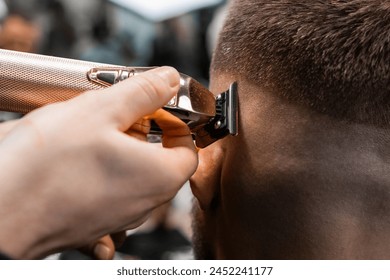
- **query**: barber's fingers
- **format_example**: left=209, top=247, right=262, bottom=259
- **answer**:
left=88, top=232, right=126, bottom=260
left=146, top=109, right=190, bottom=138
left=0, top=120, right=20, bottom=139
left=82, top=67, right=180, bottom=131
left=140, top=109, right=197, bottom=182
left=115, top=133, right=198, bottom=189
left=145, top=109, right=196, bottom=150
left=79, top=235, right=115, bottom=260
left=161, top=143, right=198, bottom=186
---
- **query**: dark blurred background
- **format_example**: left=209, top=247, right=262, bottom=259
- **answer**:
left=0, top=0, right=228, bottom=82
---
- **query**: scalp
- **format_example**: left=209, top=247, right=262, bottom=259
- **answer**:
left=212, top=0, right=390, bottom=125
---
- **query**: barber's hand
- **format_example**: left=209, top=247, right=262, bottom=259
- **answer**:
left=0, top=67, right=198, bottom=259
left=82, top=107, right=192, bottom=260
left=0, top=119, right=19, bottom=138
left=0, top=120, right=119, bottom=260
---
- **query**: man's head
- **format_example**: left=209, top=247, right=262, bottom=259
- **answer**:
left=190, top=0, right=390, bottom=259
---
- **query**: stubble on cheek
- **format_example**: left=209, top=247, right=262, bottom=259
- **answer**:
left=191, top=199, right=216, bottom=260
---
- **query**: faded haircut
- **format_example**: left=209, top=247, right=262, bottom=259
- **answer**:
left=211, top=0, right=390, bottom=125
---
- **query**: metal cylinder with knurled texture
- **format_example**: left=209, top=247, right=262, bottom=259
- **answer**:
left=0, top=49, right=112, bottom=113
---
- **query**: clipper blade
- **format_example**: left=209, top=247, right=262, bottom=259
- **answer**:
left=191, top=82, right=238, bottom=148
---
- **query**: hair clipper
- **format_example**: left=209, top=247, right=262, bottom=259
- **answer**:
left=0, top=49, right=238, bottom=148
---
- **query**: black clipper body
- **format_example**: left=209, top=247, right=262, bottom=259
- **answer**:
left=0, top=49, right=238, bottom=148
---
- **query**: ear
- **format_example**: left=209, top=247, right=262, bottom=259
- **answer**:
left=190, top=142, right=224, bottom=210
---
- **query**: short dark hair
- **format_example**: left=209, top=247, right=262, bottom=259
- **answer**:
left=211, top=0, right=390, bottom=125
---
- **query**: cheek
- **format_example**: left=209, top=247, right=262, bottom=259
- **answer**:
left=191, top=199, right=216, bottom=259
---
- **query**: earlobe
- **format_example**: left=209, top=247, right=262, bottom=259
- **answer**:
left=190, top=143, right=224, bottom=210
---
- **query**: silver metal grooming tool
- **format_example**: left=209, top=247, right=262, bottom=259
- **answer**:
left=0, top=49, right=238, bottom=148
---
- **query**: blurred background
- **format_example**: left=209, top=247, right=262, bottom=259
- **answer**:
left=0, top=0, right=229, bottom=259
left=0, top=0, right=229, bottom=82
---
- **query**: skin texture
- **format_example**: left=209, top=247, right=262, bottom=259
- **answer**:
left=190, top=74, right=390, bottom=259
left=87, top=107, right=198, bottom=260
left=0, top=67, right=198, bottom=259
left=190, top=0, right=390, bottom=260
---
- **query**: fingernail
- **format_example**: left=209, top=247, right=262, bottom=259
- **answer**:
left=153, top=66, right=180, bottom=88
left=94, top=243, right=111, bottom=260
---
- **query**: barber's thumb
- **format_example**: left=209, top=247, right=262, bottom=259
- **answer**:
left=129, top=66, right=180, bottom=114
left=97, top=66, right=181, bottom=129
